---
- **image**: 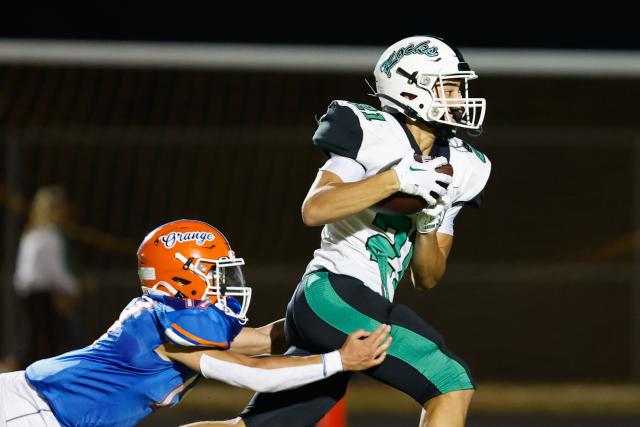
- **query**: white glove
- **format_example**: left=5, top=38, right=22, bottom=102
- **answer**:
left=392, top=151, right=452, bottom=207
left=414, top=194, right=451, bottom=234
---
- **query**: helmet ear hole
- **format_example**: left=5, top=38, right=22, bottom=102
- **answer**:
left=400, top=92, right=417, bottom=100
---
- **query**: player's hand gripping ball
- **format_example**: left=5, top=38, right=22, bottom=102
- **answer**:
left=372, top=154, right=454, bottom=216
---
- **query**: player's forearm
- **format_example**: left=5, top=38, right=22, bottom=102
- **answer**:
left=166, top=324, right=390, bottom=393
left=229, top=327, right=271, bottom=355
left=302, top=170, right=399, bottom=226
left=164, top=343, right=334, bottom=372
left=198, top=351, right=343, bottom=393
left=245, top=353, right=324, bottom=369
left=229, top=319, right=287, bottom=356
left=411, top=232, right=448, bottom=289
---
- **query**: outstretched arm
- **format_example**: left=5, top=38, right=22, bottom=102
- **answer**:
left=229, top=318, right=287, bottom=356
left=159, top=324, right=391, bottom=393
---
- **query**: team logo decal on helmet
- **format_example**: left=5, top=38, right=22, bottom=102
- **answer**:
left=380, top=40, right=439, bottom=78
left=137, top=219, right=252, bottom=324
left=373, top=35, right=486, bottom=131
left=158, top=231, right=215, bottom=248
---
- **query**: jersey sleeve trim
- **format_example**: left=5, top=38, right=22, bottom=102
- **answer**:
left=167, top=322, right=228, bottom=348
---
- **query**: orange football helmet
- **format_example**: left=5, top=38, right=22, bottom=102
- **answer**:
left=137, top=219, right=251, bottom=323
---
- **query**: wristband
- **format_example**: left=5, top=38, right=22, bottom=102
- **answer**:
left=321, top=350, right=343, bottom=377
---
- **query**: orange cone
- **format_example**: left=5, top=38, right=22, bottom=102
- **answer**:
left=317, top=397, right=347, bottom=427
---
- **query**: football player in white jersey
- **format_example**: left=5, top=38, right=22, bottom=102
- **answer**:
left=194, top=35, right=491, bottom=427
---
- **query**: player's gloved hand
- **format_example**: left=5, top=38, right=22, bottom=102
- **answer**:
left=414, top=194, right=450, bottom=234
left=392, top=151, right=452, bottom=207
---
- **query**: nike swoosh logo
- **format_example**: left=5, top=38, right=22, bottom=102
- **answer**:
left=409, top=166, right=427, bottom=172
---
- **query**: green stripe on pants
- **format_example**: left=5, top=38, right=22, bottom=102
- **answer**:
left=304, top=271, right=473, bottom=394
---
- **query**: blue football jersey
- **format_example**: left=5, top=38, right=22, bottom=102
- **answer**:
left=25, top=295, right=243, bottom=427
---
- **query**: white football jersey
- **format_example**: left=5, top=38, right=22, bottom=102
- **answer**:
left=303, top=100, right=491, bottom=300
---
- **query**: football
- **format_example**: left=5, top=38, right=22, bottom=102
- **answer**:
left=371, top=156, right=453, bottom=216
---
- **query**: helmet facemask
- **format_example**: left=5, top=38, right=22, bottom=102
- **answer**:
left=381, top=67, right=485, bottom=130
left=174, top=252, right=252, bottom=324
left=426, top=71, right=485, bottom=129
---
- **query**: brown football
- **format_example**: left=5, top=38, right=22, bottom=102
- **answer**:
left=371, top=155, right=453, bottom=216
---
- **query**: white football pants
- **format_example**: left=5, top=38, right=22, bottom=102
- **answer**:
left=0, top=371, right=59, bottom=427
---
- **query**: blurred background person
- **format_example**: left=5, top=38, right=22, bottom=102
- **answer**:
left=12, top=185, right=80, bottom=368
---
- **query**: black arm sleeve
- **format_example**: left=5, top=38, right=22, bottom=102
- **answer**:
left=312, top=101, right=363, bottom=160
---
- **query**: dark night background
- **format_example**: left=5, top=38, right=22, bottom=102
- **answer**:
left=0, top=4, right=636, bottom=50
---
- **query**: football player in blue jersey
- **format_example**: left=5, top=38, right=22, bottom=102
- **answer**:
left=0, top=219, right=391, bottom=427
left=199, top=35, right=491, bottom=427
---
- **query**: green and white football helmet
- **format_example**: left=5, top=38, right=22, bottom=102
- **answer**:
left=373, top=35, right=485, bottom=131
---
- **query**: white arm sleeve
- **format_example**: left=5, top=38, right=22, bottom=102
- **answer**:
left=199, top=350, right=343, bottom=393
left=320, top=154, right=366, bottom=183
left=437, top=204, right=463, bottom=236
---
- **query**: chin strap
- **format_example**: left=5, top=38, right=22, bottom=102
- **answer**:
left=432, top=124, right=455, bottom=139
left=465, top=126, right=484, bottom=137
left=145, top=281, right=187, bottom=299
left=375, top=93, right=421, bottom=121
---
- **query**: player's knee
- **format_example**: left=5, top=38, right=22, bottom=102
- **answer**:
left=447, top=389, right=474, bottom=406
left=454, top=388, right=474, bottom=405
left=425, top=389, right=474, bottom=411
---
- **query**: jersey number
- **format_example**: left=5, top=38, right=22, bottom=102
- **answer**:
left=351, top=103, right=386, bottom=122
left=365, top=214, right=413, bottom=300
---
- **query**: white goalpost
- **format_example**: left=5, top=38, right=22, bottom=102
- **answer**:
left=0, top=39, right=638, bottom=76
